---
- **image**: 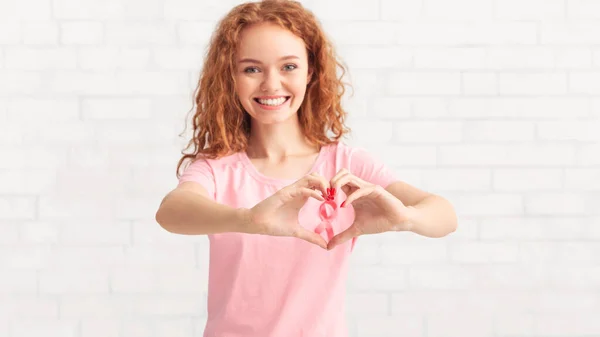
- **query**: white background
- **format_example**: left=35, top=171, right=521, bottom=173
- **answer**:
left=1, top=0, right=599, bottom=336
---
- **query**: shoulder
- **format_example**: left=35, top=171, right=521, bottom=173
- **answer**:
left=180, top=151, right=244, bottom=183
left=334, top=141, right=397, bottom=188
left=190, top=151, right=243, bottom=170
left=333, top=141, right=375, bottom=162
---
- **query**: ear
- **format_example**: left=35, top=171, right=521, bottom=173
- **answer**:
left=307, top=67, right=313, bottom=84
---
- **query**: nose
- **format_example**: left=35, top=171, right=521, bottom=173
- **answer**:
left=260, top=69, right=282, bottom=93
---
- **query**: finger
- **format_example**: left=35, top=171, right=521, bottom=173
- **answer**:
left=331, top=172, right=363, bottom=192
left=329, top=169, right=349, bottom=191
left=294, top=226, right=328, bottom=249
left=327, top=225, right=361, bottom=250
left=342, top=186, right=372, bottom=207
left=291, top=187, right=325, bottom=201
left=301, top=172, right=330, bottom=197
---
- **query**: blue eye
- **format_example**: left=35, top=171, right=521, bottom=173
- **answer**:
left=283, top=64, right=297, bottom=71
left=244, top=67, right=260, bottom=73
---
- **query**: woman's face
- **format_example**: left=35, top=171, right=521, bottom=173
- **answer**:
left=234, top=22, right=312, bottom=125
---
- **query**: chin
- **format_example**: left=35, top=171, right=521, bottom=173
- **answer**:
left=248, top=109, right=299, bottom=125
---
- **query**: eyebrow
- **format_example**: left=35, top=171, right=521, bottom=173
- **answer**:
left=238, top=55, right=300, bottom=64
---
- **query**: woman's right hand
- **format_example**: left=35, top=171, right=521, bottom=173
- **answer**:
left=248, top=172, right=330, bottom=249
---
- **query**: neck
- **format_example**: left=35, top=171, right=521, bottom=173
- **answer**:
left=246, top=116, right=318, bottom=161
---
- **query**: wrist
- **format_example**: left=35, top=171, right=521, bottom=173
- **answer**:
left=403, top=206, right=419, bottom=232
left=234, top=207, right=258, bottom=234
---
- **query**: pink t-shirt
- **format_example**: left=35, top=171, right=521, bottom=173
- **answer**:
left=178, top=141, right=397, bottom=337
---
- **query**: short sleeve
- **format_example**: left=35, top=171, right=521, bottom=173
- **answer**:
left=349, top=147, right=397, bottom=188
left=178, top=157, right=216, bottom=200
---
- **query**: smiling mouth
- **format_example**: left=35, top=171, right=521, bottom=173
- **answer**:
left=253, top=96, right=291, bottom=106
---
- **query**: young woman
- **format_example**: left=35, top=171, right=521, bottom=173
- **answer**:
left=155, top=1, right=457, bottom=336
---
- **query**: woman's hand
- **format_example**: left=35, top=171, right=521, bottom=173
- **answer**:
left=248, top=172, right=330, bottom=249
left=327, top=169, right=413, bottom=250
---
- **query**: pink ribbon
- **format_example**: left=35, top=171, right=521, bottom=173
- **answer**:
left=315, top=188, right=337, bottom=241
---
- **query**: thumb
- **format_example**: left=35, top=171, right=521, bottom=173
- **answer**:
left=327, top=225, right=360, bottom=250
left=294, top=226, right=328, bottom=250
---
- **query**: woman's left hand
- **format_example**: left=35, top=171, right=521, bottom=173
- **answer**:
left=327, top=169, right=414, bottom=250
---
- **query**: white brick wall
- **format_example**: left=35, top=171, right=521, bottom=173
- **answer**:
left=0, top=0, right=598, bottom=336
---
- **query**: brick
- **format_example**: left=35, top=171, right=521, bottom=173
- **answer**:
left=60, top=220, right=130, bottom=245
left=78, top=47, right=151, bottom=70
left=380, top=0, right=422, bottom=20
left=0, top=197, right=36, bottom=220
left=60, top=22, right=103, bottom=45
left=495, top=0, right=564, bottom=20
left=498, top=73, right=567, bottom=95
left=321, top=22, right=397, bottom=45
left=153, top=47, right=205, bottom=71
left=105, top=22, right=177, bottom=46
left=423, top=0, right=493, bottom=20
left=439, top=144, right=576, bottom=166
left=0, top=222, right=19, bottom=243
left=339, top=46, right=411, bottom=70
left=541, top=22, right=600, bottom=44
left=346, top=120, right=393, bottom=145
left=356, top=316, right=423, bottom=337
left=82, top=98, right=152, bottom=120
left=80, top=319, right=120, bottom=337
left=0, top=20, right=21, bottom=44
left=395, top=23, right=537, bottom=45
left=449, top=242, right=519, bottom=263
left=570, top=71, right=600, bottom=94
left=480, top=217, right=588, bottom=240
left=487, top=47, right=555, bottom=69
left=0, top=71, right=43, bottom=94
left=462, top=72, right=497, bottom=95
left=422, top=168, right=491, bottom=191
left=393, top=121, right=462, bottom=143
left=387, top=72, right=461, bottom=95
left=427, top=312, right=494, bottom=337
left=524, top=193, right=587, bottom=215
left=408, top=266, right=478, bottom=290
left=39, top=270, right=109, bottom=294
left=20, top=221, right=59, bottom=244
left=22, top=21, right=59, bottom=45
left=381, top=241, right=447, bottom=264
left=446, top=97, right=590, bottom=119
left=568, top=0, right=600, bottom=19
left=463, top=121, right=535, bottom=143
left=533, top=313, right=600, bottom=335
left=455, top=194, right=523, bottom=216
left=5, top=48, right=77, bottom=70
left=348, top=266, right=407, bottom=291
left=164, top=0, right=239, bottom=20
left=346, top=293, right=388, bottom=315
left=308, top=0, right=379, bottom=20
left=123, top=244, right=196, bottom=268
left=0, top=271, right=37, bottom=294
left=0, top=297, right=58, bottom=318
left=414, top=48, right=485, bottom=70
left=177, top=21, right=217, bottom=45
left=154, top=318, right=195, bottom=337
left=493, top=168, right=562, bottom=191
left=565, top=168, right=600, bottom=190
left=12, top=319, right=78, bottom=337
left=555, top=47, right=593, bottom=68
left=53, top=0, right=122, bottom=19
left=7, top=98, right=79, bottom=120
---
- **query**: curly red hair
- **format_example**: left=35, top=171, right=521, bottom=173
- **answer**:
left=176, top=0, right=352, bottom=178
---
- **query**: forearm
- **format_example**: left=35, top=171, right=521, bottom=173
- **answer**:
left=156, top=189, right=253, bottom=235
left=406, top=195, right=458, bottom=238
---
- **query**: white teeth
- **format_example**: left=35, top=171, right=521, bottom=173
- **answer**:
left=257, top=97, right=287, bottom=106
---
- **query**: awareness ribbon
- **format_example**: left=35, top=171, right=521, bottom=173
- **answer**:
left=314, top=187, right=337, bottom=241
